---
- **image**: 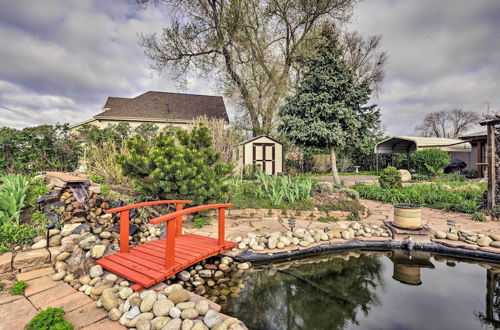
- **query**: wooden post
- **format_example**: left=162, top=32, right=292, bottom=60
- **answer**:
left=175, top=203, right=184, bottom=237
left=165, top=219, right=176, bottom=270
left=218, top=207, right=225, bottom=246
left=120, top=210, right=130, bottom=253
left=487, top=123, right=496, bottom=210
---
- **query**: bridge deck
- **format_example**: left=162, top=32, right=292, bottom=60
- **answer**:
left=96, top=234, right=236, bottom=291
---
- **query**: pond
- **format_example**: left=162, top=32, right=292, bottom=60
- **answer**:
left=225, top=251, right=500, bottom=330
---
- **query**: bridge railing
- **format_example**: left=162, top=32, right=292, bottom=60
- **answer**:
left=105, top=200, right=192, bottom=254
left=149, top=203, right=234, bottom=270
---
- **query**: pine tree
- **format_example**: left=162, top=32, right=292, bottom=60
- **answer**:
left=279, top=26, right=381, bottom=184
left=118, top=125, right=233, bottom=205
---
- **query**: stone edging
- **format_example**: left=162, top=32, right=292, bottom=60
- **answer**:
left=206, top=208, right=359, bottom=221
left=232, top=240, right=500, bottom=264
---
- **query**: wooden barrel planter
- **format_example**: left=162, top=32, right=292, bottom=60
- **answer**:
left=394, top=203, right=422, bottom=229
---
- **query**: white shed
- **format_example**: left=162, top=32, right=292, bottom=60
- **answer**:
left=234, top=135, right=283, bottom=175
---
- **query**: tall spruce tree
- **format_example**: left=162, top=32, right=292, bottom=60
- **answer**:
left=279, top=27, right=381, bottom=184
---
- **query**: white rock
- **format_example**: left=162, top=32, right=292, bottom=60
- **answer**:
left=203, top=310, right=222, bottom=328
left=89, top=265, right=103, bottom=278
left=169, top=307, right=181, bottom=318
left=32, top=239, right=47, bottom=249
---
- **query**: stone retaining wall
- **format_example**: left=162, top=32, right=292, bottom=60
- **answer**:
left=206, top=208, right=358, bottom=221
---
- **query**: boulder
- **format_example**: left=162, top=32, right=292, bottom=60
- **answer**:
left=181, top=308, right=199, bottom=319
left=195, top=301, right=209, bottom=316
left=153, top=299, right=174, bottom=317
left=79, top=234, right=100, bottom=250
left=90, top=265, right=103, bottom=278
left=140, top=291, right=157, bottom=312
left=32, top=239, right=47, bottom=249
left=204, top=310, right=222, bottom=328
left=398, top=169, right=412, bottom=182
left=90, top=245, right=107, bottom=259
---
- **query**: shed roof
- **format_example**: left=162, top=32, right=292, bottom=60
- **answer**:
left=375, top=136, right=472, bottom=154
left=235, top=135, right=282, bottom=146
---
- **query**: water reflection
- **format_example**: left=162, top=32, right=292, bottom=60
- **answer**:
left=225, top=251, right=500, bottom=330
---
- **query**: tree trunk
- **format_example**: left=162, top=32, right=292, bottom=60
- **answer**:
left=328, top=144, right=341, bottom=185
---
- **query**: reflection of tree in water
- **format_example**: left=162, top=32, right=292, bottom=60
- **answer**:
left=476, top=269, right=500, bottom=328
left=226, top=254, right=382, bottom=330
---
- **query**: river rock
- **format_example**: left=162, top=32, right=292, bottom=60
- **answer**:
left=181, top=308, right=199, bottom=319
left=52, top=271, right=66, bottom=281
left=137, top=319, right=152, bottom=330
left=56, top=251, right=71, bottom=262
left=141, top=291, right=157, bottom=312
left=79, top=235, right=100, bottom=250
left=90, top=265, right=103, bottom=278
left=490, top=234, right=500, bottom=241
left=341, top=231, right=351, bottom=240
left=32, top=239, right=47, bottom=249
left=168, top=289, right=190, bottom=304
left=181, top=319, right=194, bottom=330
left=49, top=234, right=62, bottom=247
left=91, top=280, right=114, bottom=295
left=163, top=318, right=182, bottom=330
left=108, top=308, right=122, bottom=321
left=267, top=236, right=278, bottom=249
left=204, top=310, right=222, bottom=328
left=91, top=245, right=106, bottom=259
left=169, top=307, right=181, bottom=318
left=195, top=301, right=209, bottom=316
left=477, top=237, right=492, bottom=247
left=119, top=287, right=133, bottom=300
left=151, top=316, right=170, bottom=330
left=434, top=230, right=447, bottom=239
left=101, top=288, right=119, bottom=311
left=446, top=233, right=459, bottom=241
left=165, top=284, right=183, bottom=295
left=176, top=302, right=195, bottom=310
left=125, top=306, right=141, bottom=319
left=178, top=271, right=191, bottom=282
left=153, top=299, right=174, bottom=317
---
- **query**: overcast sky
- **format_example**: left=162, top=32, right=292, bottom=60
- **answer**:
left=0, top=0, right=499, bottom=135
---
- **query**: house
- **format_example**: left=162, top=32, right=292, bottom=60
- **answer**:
left=459, top=130, right=488, bottom=176
left=70, top=91, right=229, bottom=131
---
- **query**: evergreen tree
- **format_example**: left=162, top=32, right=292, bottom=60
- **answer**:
left=118, top=125, right=233, bottom=205
left=279, top=26, right=381, bottom=184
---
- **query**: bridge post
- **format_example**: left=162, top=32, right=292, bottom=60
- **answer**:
left=165, top=218, right=176, bottom=270
left=218, top=207, right=225, bottom=246
left=120, top=210, right=130, bottom=253
left=175, top=203, right=184, bottom=236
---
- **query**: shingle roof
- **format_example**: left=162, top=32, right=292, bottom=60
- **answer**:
left=95, top=91, right=228, bottom=121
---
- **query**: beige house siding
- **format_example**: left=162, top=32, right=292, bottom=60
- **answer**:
left=235, top=135, right=283, bottom=175
left=70, top=118, right=194, bottom=133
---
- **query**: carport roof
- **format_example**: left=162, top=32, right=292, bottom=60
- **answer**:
left=375, top=136, right=472, bottom=154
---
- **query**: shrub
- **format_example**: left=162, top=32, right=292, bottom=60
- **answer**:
left=410, top=148, right=450, bottom=175
left=31, top=211, right=49, bottom=235
left=242, top=164, right=261, bottom=180
left=0, top=223, right=36, bottom=252
left=194, top=217, right=210, bottom=228
left=100, top=184, right=111, bottom=197
left=25, top=307, right=73, bottom=330
left=378, top=166, right=402, bottom=189
left=118, top=125, right=233, bottom=205
left=26, top=177, right=50, bottom=209
left=312, top=181, right=334, bottom=195
left=318, top=216, right=340, bottom=222
left=0, top=282, right=5, bottom=291
left=0, top=174, right=30, bottom=225
left=84, top=140, right=132, bottom=186
left=9, top=280, right=27, bottom=295
left=346, top=213, right=361, bottom=221
left=472, top=212, right=486, bottom=222
left=0, top=124, right=80, bottom=174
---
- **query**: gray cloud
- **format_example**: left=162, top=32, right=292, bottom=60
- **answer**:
left=0, top=0, right=499, bottom=134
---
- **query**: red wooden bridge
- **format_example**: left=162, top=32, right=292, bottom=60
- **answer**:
left=96, top=200, right=236, bottom=291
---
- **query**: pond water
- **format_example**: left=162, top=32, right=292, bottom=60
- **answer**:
left=225, top=251, right=500, bottom=330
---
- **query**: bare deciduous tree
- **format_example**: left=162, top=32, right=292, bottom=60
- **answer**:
left=415, top=109, right=481, bottom=138
left=136, top=0, right=387, bottom=136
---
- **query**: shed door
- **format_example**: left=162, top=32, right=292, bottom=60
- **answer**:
left=253, top=143, right=275, bottom=175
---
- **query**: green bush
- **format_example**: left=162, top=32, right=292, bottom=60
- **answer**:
left=25, top=307, right=73, bottom=330
left=242, top=164, right=261, bottom=180
left=378, top=166, right=402, bottom=189
left=100, top=184, right=110, bottom=197
left=338, top=187, right=360, bottom=200
left=0, top=125, right=80, bottom=174
left=410, top=148, right=450, bottom=175
left=346, top=213, right=361, bottom=221
left=31, top=211, right=49, bottom=235
left=317, top=216, right=340, bottom=222
left=0, top=282, right=5, bottom=291
left=0, top=223, right=36, bottom=252
left=9, top=280, right=27, bottom=295
left=26, top=177, right=50, bottom=209
left=0, top=174, right=30, bottom=225
left=118, top=125, right=233, bottom=205
left=88, top=174, right=104, bottom=184
left=194, top=217, right=210, bottom=228
left=354, top=182, right=485, bottom=214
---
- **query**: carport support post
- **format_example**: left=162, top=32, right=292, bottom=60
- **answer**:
left=486, top=123, right=496, bottom=210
